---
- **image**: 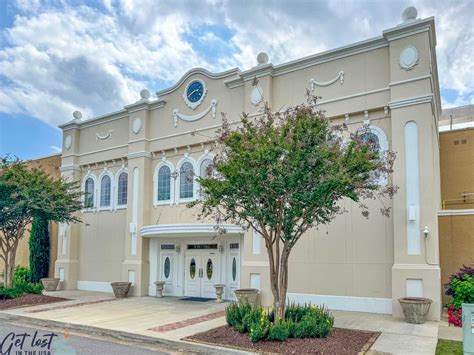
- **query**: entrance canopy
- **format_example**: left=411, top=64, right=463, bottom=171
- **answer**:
left=140, top=223, right=244, bottom=238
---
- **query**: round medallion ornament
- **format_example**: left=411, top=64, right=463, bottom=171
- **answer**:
left=250, top=86, right=263, bottom=106
left=64, top=135, right=72, bottom=150
left=132, top=117, right=142, bottom=134
left=399, top=46, right=419, bottom=70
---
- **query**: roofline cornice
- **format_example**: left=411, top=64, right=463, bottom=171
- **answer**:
left=156, top=67, right=240, bottom=97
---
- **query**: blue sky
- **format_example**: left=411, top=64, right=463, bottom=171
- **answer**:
left=0, top=0, right=473, bottom=160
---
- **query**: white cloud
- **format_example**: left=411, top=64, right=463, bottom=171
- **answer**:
left=50, top=145, right=61, bottom=152
left=0, top=0, right=473, bottom=128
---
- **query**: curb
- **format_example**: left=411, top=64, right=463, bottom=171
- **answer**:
left=0, top=312, right=248, bottom=354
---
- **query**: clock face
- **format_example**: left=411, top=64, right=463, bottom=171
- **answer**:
left=186, top=80, right=204, bottom=103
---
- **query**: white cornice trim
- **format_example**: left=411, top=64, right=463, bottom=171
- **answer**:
left=140, top=223, right=244, bottom=237
left=60, top=165, right=81, bottom=172
left=127, top=151, right=152, bottom=159
left=389, top=74, right=432, bottom=87
left=438, top=209, right=474, bottom=216
left=318, top=87, right=389, bottom=106
left=389, top=94, right=433, bottom=109
left=63, top=144, right=128, bottom=158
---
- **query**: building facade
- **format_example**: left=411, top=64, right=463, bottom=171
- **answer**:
left=438, top=105, right=474, bottom=304
left=57, top=9, right=442, bottom=320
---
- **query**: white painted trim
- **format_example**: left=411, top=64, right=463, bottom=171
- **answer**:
left=318, top=87, right=389, bottom=106
left=131, top=167, right=139, bottom=255
left=127, top=151, right=152, bottom=159
left=114, top=167, right=128, bottom=209
left=140, top=224, right=244, bottom=237
left=60, top=165, right=81, bottom=172
left=176, top=156, right=198, bottom=202
left=287, top=293, right=392, bottom=314
left=310, top=71, right=344, bottom=90
left=62, top=144, right=128, bottom=158
left=389, top=95, right=433, bottom=109
left=252, top=229, right=262, bottom=255
left=389, top=74, right=432, bottom=87
left=77, top=281, right=113, bottom=293
left=405, top=121, right=421, bottom=255
left=81, top=172, right=98, bottom=211
left=153, top=160, right=175, bottom=206
left=438, top=209, right=474, bottom=216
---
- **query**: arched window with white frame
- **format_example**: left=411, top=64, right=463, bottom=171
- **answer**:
left=198, top=157, right=213, bottom=197
left=99, top=174, right=112, bottom=208
left=179, top=161, right=195, bottom=200
left=357, top=125, right=388, bottom=185
left=158, top=165, right=171, bottom=201
left=84, top=177, right=95, bottom=209
left=116, top=171, right=128, bottom=207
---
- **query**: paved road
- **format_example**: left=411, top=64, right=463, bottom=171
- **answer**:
left=0, top=319, right=185, bottom=354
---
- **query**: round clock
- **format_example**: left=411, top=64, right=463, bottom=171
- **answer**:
left=182, top=79, right=207, bottom=109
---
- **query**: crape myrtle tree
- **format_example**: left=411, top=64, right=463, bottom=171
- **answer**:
left=0, top=156, right=82, bottom=287
left=190, top=94, right=397, bottom=319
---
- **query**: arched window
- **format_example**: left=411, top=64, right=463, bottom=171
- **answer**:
left=360, top=131, right=381, bottom=153
left=200, top=158, right=213, bottom=178
left=84, top=177, right=95, bottom=208
left=157, top=165, right=171, bottom=201
left=179, top=162, right=194, bottom=199
left=100, top=175, right=111, bottom=207
left=117, top=172, right=128, bottom=206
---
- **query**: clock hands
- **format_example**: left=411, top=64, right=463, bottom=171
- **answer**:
left=187, top=88, right=200, bottom=99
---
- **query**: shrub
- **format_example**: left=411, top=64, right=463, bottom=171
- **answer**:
left=29, top=217, right=50, bottom=283
left=0, top=266, right=44, bottom=300
left=445, top=266, right=474, bottom=327
left=268, top=320, right=290, bottom=341
left=225, top=302, right=333, bottom=342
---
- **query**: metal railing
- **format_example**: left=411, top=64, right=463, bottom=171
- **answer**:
left=442, top=193, right=474, bottom=209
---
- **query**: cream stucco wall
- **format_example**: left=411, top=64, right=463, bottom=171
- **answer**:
left=56, top=14, right=442, bottom=320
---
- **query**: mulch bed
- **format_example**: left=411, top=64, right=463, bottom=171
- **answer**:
left=185, top=325, right=380, bottom=354
left=0, top=294, right=68, bottom=310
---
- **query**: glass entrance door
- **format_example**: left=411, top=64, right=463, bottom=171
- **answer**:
left=184, top=247, right=220, bottom=298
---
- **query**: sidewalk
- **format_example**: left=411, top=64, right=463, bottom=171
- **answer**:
left=0, top=290, right=443, bottom=354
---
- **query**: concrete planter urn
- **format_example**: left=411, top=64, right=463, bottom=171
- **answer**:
left=234, top=288, right=259, bottom=306
left=213, top=284, right=225, bottom=303
left=111, top=282, right=132, bottom=298
left=154, top=281, right=166, bottom=298
left=398, top=297, right=433, bottom=324
left=40, top=278, right=60, bottom=292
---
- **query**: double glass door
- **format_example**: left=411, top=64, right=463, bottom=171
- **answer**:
left=184, top=248, right=220, bottom=298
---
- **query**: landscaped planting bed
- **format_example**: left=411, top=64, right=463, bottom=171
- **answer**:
left=0, top=293, right=68, bottom=310
left=186, top=325, right=379, bottom=354
left=186, top=302, right=379, bottom=354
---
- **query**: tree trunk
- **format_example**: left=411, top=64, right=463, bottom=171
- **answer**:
left=276, top=245, right=290, bottom=320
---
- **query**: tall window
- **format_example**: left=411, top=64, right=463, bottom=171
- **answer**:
left=157, top=165, right=171, bottom=201
left=117, top=172, right=128, bottom=206
left=360, top=131, right=381, bottom=153
left=199, top=158, right=212, bottom=197
left=180, top=162, right=194, bottom=199
left=100, top=175, right=111, bottom=207
left=84, top=177, right=95, bottom=208
left=200, top=158, right=212, bottom=178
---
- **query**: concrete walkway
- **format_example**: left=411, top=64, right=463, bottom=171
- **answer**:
left=0, top=290, right=443, bottom=354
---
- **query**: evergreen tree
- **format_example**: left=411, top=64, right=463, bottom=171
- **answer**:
left=29, top=217, right=50, bottom=283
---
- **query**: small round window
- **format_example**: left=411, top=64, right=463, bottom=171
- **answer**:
left=164, top=257, right=171, bottom=279
left=232, top=257, right=237, bottom=282
left=190, top=258, right=196, bottom=279
left=206, top=259, right=213, bottom=280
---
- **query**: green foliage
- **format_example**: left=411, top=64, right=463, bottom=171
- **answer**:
left=191, top=99, right=396, bottom=317
left=436, top=339, right=463, bottom=355
left=225, top=302, right=333, bottom=343
left=29, top=217, right=50, bottom=283
left=0, top=266, right=43, bottom=300
left=449, top=274, right=474, bottom=309
left=268, top=320, right=290, bottom=341
left=0, top=156, right=82, bottom=287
